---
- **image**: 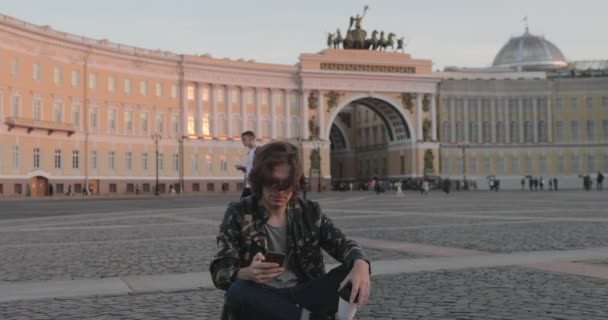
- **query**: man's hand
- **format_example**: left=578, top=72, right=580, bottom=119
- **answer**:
left=237, top=252, right=284, bottom=283
left=339, top=259, right=371, bottom=308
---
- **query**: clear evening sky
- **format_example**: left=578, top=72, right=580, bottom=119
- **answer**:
left=2, top=0, right=606, bottom=69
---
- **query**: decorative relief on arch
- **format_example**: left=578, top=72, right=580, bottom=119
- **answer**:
left=422, top=94, right=431, bottom=112
left=400, top=93, right=415, bottom=113
left=308, top=91, right=318, bottom=110
left=325, top=91, right=344, bottom=113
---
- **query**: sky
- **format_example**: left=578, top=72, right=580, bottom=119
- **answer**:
left=2, top=0, right=607, bottom=70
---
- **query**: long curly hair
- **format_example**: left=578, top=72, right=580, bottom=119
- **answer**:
left=249, top=142, right=305, bottom=203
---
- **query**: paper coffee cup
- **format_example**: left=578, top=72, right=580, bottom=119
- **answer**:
left=337, top=297, right=358, bottom=319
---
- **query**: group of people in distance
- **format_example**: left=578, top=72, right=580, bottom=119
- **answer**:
left=210, top=131, right=370, bottom=320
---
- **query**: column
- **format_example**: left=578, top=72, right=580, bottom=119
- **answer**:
left=430, top=93, right=437, bottom=141
left=463, top=98, right=469, bottom=142
left=255, top=87, right=262, bottom=136
left=490, top=98, right=497, bottom=143
left=450, top=98, right=456, bottom=143
left=180, top=81, right=188, bottom=138
left=240, top=87, right=247, bottom=133
left=269, top=88, right=277, bottom=139
left=518, top=98, right=524, bottom=143
left=532, top=97, right=539, bottom=143
left=318, top=89, right=324, bottom=140
left=284, top=89, right=291, bottom=139
left=302, top=90, right=308, bottom=139
left=210, top=83, right=218, bottom=138
left=547, top=95, right=553, bottom=143
left=416, top=93, right=423, bottom=141
left=505, top=98, right=511, bottom=144
left=477, top=98, right=482, bottom=143
left=195, top=82, right=203, bottom=138
left=226, top=85, right=233, bottom=139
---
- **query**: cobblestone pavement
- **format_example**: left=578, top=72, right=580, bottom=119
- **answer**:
left=1, top=191, right=608, bottom=318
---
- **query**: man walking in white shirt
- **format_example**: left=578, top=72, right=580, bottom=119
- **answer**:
left=236, top=131, right=258, bottom=198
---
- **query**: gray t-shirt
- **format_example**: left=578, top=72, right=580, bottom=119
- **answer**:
left=264, top=224, right=298, bottom=288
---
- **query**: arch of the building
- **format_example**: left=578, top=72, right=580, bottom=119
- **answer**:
left=325, top=93, right=415, bottom=143
left=329, top=120, right=352, bottom=150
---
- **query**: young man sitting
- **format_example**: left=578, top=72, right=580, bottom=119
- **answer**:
left=210, top=142, right=371, bottom=320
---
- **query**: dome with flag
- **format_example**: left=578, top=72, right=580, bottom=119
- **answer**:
left=492, top=27, right=568, bottom=71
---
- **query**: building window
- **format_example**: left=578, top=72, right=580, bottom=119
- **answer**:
left=141, top=112, right=149, bottom=135
left=90, top=108, right=99, bottom=130
left=203, top=113, right=210, bottom=136
left=187, top=86, right=194, bottom=100
left=108, top=76, right=117, bottom=92
left=126, top=152, right=133, bottom=171
left=53, top=67, right=63, bottom=85
left=525, top=155, right=533, bottom=174
left=484, top=155, right=491, bottom=175
left=108, top=151, right=116, bottom=170
left=206, top=154, right=213, bottom=172
left=587, top=120, right=595, bottom=141
left=72, top=150, right=79, bottom=169
left=291, top=116, right=300, bottom=138
left=73, top=105, right=81, bottom=128
left=233, top=115, right=242, bottom=138
left=89, top=73, right=98, bottom=89
left=469, top=122, right=477, bottom=143
left=54, top=101, right=64, bottom=122
left=220, top=156, right=228, bottom=172
left=11, top=95, right=21, bottom=117
left=569, top=97, right=579, bottom=112
left=33, top=97, right=43, bottom=121
left=14, top=184, right=22, bottom=195
left=556, top=121, right=564, bottom=142
left=497, top=156, right=505, bottom=175
left=54, top=149, right=62, bottom=169
left=511, top=155, right=519, bottom=175
left=202, top=86, right=210, bottom=101
left=510, top=121, right=518, bottom=142
left=558, top=155, right=565, bottom=174
left=33, top=63, right=41, bottom=81
left=540, top=155, right=547, bottom=175
left=232, top=89, right=239, bottom=103
left=192, top=183, right=200, bottom=192
left=125, top=79, right=133, bottom=94
left=173, top=153, right=180, bottom=171
left=71, top=70, right=80, bottom=87
left=247, top=91, right=254, bottom=104
left=524, top=121, right=533, bottom=143
left=109, top=184, right=117, bottom=193
left=604, top=154, right=608, bottom=172
left=207, top=183, right=215, bottom=192
left=538, top=121, right=546, bottom=142
left=603, top=120, right=608, bottom=140
left=571, top=120, right=579, bottom=142
left=140, top=80, right=148, bottom=96
left=586, top=97, right=594, bottom=111
left=142, top=152, right=148, bottom=171
left=12, top=145, right=20, bottom=169
left=125, top=110, right=134, bottom=133
left=33, top=147, right=40, bottom=169
left=247, top=115, right=255, bottom=132
left=91, top=150, right=98, bottom=170
left=188, top=115, right=195, bottom=136
left=441, top=156, right=449, bottom=175
left=171, top=85, right=178, bottom=99
left=217, top=87, right=224, bottom=103
left=602, top=97, right=608, bottom=112
left=456, top=121, right=464, bottom=141
left=556, top=97, right=564, bottom=111
left=11, top=57, right=19, bottom=76
left=588, top=154, right=596, bottom=172
left=497, top=122, right=505, bottom=143
left=155, top=83, right=163, bottom=97
left=441, top=121, right=450, bottom=141
left=469, top=156, right=477, bottom=176
left=108, top=109, right=117, bottom=130
left=156, top=114, right=165, bottom=134
left=158, top=153, right=164, bottom=171
left=483, top=121, right=491, bottom=143
left=193, top=154, right=200, bottom=174
left=572, top=154, right=580, bottom=173
left=172, top=115, right=180, bottom=136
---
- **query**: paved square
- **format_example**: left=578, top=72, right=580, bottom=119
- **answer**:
left=1, top=190, right=608, bottom=319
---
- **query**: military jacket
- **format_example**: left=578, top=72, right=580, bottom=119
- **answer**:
left=210, top=196, right=369, bottom=290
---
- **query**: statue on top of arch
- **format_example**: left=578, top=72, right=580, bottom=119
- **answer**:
left=326, top=5, right=408, bottom=53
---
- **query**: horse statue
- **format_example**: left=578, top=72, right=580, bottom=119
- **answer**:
left=333, top=29, right=343, bottom=49
left=378, top=31, right=386, bottom=51
left=327, top=33, right=334, bottom=49
left=382, top=33, right=396, bottom=51
left=396, top=36, right=407, bottom=53
left=364, top=30, right=379, bottom=50
left=343, top=30, right=353, bottom=49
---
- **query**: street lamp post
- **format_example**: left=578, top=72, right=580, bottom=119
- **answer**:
left=151, top=132, right=162, bottom=196
left=458, top=143, right=469, bottom=189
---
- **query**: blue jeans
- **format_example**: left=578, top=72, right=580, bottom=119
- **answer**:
left=226, top=265, right=348, bottom=320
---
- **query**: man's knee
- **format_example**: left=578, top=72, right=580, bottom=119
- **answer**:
left=226, top=280, right=253, bottom=306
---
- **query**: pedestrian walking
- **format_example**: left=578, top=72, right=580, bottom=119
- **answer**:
left=539, top=177, right=544, bottom=191
left=548, top=179, right=553, bottom=191
left=521, top=178, right=525, bottom=190
left=422, top=180, right=429, bottom=196
left=597, top=172, right=604, bottom=190
left=396, top=181, right=404, bottom=198
left=553, top=177, right=559, bottom=191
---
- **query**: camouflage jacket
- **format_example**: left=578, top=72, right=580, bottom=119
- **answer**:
left=210, top=196, right=369, bottom=290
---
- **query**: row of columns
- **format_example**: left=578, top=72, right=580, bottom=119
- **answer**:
left=447, top=97, right=553, bottom=144
left=181, top=82, right=297, bottom=140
